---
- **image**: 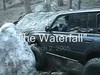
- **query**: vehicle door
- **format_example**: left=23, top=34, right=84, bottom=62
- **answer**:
left=45, top=13, right=95, bottom=60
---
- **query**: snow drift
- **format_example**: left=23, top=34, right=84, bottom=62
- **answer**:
left=0, top=23, right=36, bottom=75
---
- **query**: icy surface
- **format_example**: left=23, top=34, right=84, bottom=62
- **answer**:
left=0, top=23, right=36, bottom=75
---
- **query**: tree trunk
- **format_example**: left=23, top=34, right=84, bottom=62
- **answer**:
left=6, top=0, right=12, bottom=4
left=57, top=0, right=64, bottom=6
left=23, top=0, right=32, bottom=14
left=69, top=0, right=72, bottom=9
left=78, top=0, right=81, bottom=9
left=3, top=0, right=6, bottom=10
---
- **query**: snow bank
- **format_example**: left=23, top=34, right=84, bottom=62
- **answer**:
left=0, top=23, right=36, bottom=75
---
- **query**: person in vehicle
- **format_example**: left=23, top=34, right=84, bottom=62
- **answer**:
left=58, top=16, right=70, bottom=32
left=52, top=16, right=70, bottom=32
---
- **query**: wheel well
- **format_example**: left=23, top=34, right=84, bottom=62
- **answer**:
left=86, top=52, right=100, bottom=62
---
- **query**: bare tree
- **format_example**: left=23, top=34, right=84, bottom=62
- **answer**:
left=22, top=0, right=32, bottom=14
left=69, top=0, right=72, bottom=9
left=57, top=0, right=64, bottom=6
left=3, top=0, right=6, bottom=10
left=78, top=0, right=82, bottom=9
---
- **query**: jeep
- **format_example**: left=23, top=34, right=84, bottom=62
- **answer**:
left=21, top=9, right=100, bottom=75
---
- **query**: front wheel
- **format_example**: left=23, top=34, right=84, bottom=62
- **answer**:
left=83, top=58, right=100, bottom=75
left=31, top=45, right=43, bottom=70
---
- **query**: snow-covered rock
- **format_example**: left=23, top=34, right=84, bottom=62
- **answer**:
left=16, top=12, right=59, bottom=33
left=34, top=5, right=44, bottom=12
left=16, top=11, right=69, bottom=33
left=0, top=23, right=36, bottom=75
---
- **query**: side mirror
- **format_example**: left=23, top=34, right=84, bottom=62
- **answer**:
left=45, top=26, right=52, bottom=32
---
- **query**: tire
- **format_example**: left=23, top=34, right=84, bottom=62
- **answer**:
left=83, top=58, right=100, bottom=75
left=31, top=45, right=43, bottom=70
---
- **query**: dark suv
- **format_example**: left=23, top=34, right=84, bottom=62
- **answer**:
left=24, top=9, right=100, bottom=75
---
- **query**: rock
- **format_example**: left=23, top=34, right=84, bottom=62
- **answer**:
left=34, top=5, right=44, bottom=12
left=16, top=11, right=69, bottom=33
left=16, top=12, right=58, bottom=33
left=0, top=23, right=36, bottom=75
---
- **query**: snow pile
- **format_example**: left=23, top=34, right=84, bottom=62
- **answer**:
left=16, top=12, right=58, bottom=33
left=0, top=23, right=36, bottom=75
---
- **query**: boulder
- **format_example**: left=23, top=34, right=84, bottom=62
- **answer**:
left=16, top=12, right=58, bottom=33
left=0, top=23, right=36, bottom=75
left=34, top=5, right=44, bottom=12
left=16, top=11, right=69, bottom=33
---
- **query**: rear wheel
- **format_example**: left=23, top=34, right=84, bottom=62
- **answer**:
left=83, top=58, right=100, bottom=75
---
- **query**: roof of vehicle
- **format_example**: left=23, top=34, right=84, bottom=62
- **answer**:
left=57, top=8, right=100, bottom=15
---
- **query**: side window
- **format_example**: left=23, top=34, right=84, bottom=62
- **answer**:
left=97, top=13, right=100, bottom=28
left=52, top=15, right=70, bottom=32
left=52, top=13, right=89, bottom=32
left=69, top=13, right=96, bottom=33
left=88, top=13, right=96, bottom=28
left=68, top=13, right=89, bottom=33
left=69, top=13, right=88, bottom=28
left=52, top=12, right=96, bottom=33
left=97, top=13, right=100, bottom=32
